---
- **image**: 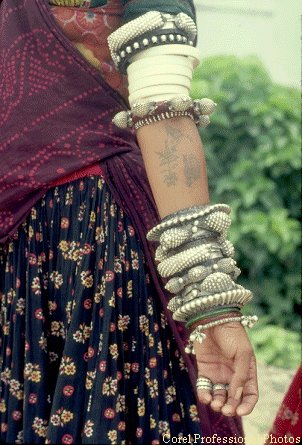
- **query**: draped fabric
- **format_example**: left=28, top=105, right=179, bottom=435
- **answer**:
left=266, top=365, right=302, bottom=443
left=0, top=176, right=203, bottom=444
left=0, top=0, right=244, bottom=437
left=49, top=0, right=196, bottom=22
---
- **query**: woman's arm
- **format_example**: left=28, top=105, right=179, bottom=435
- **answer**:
left=137, top=116, right=259, bottom=418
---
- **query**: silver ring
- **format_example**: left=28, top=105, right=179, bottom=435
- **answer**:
left=196, top=377, right=212, bottom=385
left=196, top=384, right=213, bottom=391
left=196, top=382, right=212, bottom=388
left=213, top=383, right=228, bottom=391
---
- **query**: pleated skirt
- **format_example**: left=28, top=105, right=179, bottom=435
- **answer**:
left=0, top=176, right=202, bottom=444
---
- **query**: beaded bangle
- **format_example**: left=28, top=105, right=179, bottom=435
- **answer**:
left=108, top=11, right=197, bottom=71
left=134, top=110, right=195, bottom=130
left=116, top=31, right=192, bottom=73
left=187, top=311, right=243, bottom=333
left=185, top=307, right=242, bottom=329
left=113, top=97, right=217, bottom=130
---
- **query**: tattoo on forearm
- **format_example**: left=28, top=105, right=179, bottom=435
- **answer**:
left=155, top=123, right=196, bottom=188
left=156, top=141, right=179, bottom=187
left=183, top=154, right=201, bottom=187
left=165, top=123, right=194, bottom=145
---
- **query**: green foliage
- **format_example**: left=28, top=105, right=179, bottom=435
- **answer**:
left=192, top=56, right=301, bottom=334
left=248, top=317, right=301, bottom=369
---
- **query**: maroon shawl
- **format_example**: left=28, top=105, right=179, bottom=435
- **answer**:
left=0, top=0, right=244, bottom=437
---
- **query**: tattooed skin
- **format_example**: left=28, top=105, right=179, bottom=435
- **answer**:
left=155, top=123, right=198, bottom=187
left=156, top=127, right=180, bottom=187
left=183, top=154, right=201, bottom=187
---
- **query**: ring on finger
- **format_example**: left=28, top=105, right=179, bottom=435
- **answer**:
left=213, top=383, right=228, bottom=391
left=196, top=377, right=212, bottom=385
left=196, top=383, right=212, bottom=389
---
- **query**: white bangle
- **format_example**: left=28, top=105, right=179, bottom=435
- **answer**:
left=130, top=44, right=200, bottom=68
left=128, top=64, right=193, bottom=82
left=127, top=52, right=194, bottom=104
left=127, top=54, right=193, bottom=75
left=129, top=85, right=190, bottom=106
left=128, top=74, right=191, bottom=95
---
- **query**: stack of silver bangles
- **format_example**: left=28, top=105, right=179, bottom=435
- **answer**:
left=108, top=11, right=197, bottom=71
left=146, top=204, right=258, bottom=342
left=112, top=96, right=216, bottom=130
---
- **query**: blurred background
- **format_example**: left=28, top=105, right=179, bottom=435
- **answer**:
left=193, top=0, right=301, bottom=441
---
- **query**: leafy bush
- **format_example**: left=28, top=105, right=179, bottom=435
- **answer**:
left=192, top=56, right=301, bottom=333
left=247, top=318, right=301, bottom=369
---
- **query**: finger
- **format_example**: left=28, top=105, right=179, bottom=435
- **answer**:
left=197, top=388, right=212, bottom=405
left=221, top=350, right=251, bottom=416
left=236, top=356, right=259, bottom=416
left=211, top=387, right=227, bottom=412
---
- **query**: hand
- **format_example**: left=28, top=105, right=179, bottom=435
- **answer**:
left=194, top=321, right=258, bottom=416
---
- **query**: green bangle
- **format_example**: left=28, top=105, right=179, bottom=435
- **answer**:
left=185, top=306, right=241, bottom=329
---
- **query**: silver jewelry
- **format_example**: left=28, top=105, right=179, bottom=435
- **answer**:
left=182, top=272, right=236, bottom=298
left=165, top=258, right=240, bottom=294
left=147, top=204, right=230, bottom=241
left=196, top=376, right=212, bottom=385
left=196, top=377, right=213, bottom=390
left=213, top=384, right=228, bottom=391
left=108, top=11, right=197, bottom=68
left=172, top=288, right=253, bottom=322
left=133, top=111, right=195, bottom=130
left=157, top=243, right=222, bottom=278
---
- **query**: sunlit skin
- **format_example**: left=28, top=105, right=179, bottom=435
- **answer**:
left=137, top=118, right=259, bottom=416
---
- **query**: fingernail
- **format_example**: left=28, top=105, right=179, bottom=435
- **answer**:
left=234, top=386, right=243, bottom=400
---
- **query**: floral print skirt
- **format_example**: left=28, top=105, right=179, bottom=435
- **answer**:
left=0, top=176, right=201, bottom=444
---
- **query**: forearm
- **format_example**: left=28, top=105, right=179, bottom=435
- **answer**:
left=137, top=117, right=209, bottom=219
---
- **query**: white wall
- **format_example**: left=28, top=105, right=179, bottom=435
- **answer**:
left=195, top=0, right=301, bottom=88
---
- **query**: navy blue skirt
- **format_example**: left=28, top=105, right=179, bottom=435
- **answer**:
left=0, top=176, right=202, bottom=444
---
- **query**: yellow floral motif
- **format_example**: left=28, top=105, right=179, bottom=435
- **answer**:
left=59, top=356, right=76, bottom=376
left=148, top=333, right=154, bottom=347
left=58, top=240, right=69, bottom=252
left=28, top=226, right=34, bottom=239
left=73, top=323, right=92, bottom=344
left=85, top=371, right=96, bottom=390
left=117, top=315, right=130, bottom=331
left=159, top=420, right=170, bottom=435
left=150, top=415, right=157, bottom=429
left=109, top=344, right=119, bottom=360
left=24, top=363, right=42, bottom=383
left=108, top=429, right=117, bottom=444
left=137, top=398, right=145, bottom=416
left=95, top=226, right=105, bottom=243
left=94, top=278, right=105, bottom=303
left=102, top=377, right=118, bottom=396
left=139, top=315, right=149, bottom=335
left=51, top=321, right=66, bottom=338
left=84, top=420, right=94, bottom=438
left=90, top=211, right=96, bottom=223
left=32, top=417, right=48, bottom=438
left=108, top=293, right=115, bottom=307
left=127, top=280, right=133, bottom=298
left=115, top=395, right=125, bottom=413
left=50, top=408, right=74, bottom=427
left=97, top=177, right=104, bottom=189
left=189, top=404, right=199, bottom=422
left=147, top=379, right=159, bottom=398
left=0, top=399, right=6, bottom=413
left=80, top=271, right=94, bottom=288
left=165, top=386, right=176, bottom=404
